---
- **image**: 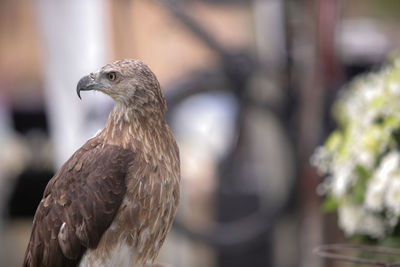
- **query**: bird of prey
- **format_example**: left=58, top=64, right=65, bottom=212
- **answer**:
left=23, top=59, right=180, bottom=267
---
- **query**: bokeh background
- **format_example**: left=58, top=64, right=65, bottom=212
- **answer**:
left=1, top=0, right=400, bottom=266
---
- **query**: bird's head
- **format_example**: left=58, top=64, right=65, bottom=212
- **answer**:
left=77, top=59, right=166, bottom=114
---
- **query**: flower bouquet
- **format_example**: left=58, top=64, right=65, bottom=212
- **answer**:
left=312, top=56, right=400, bottom=245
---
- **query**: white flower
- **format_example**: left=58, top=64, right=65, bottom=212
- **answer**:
left=338, top=203, right=364, bottom=236
left=360, top=212, right=385, bottom=238
left=376, top=151, right=400, bottom=180
left=364, top=177, right=386, bottom=211
left=388, top=82, right=400, bottom=97
left=362, top=83, right=382, bottom=102
left=331, top=160, right=355, bottom=197
left=364, top=151, right=400, bottom=211
left=385, top=175, right=400, bottom=215
left=339, top=202, right=385, bottom=238
left=357, top=151, right=374, bottom=169
left=310, top=146, right=331, bottom=175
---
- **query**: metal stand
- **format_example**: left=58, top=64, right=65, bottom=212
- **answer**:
left=314, top=244, right=400, bottom=267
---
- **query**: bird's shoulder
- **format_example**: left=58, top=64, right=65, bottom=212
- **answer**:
left=44, top=136, right=135, bottom=197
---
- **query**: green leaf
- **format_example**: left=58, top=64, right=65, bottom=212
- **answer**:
left=384, top=115, right=400, bottom=129
left=351, top=165, right=371, bottom=204
left=322, top=194, right=339, bottom=213
left=355, top=165, right=371, bottom=180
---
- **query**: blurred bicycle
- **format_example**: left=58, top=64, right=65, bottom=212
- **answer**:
left=157, top=0, right=297, bottom=266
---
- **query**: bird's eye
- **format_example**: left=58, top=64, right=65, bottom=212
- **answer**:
left=107, top=72, right=117, bottom=81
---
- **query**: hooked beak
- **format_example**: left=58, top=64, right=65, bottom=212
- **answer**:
left=76, top=75, right=103, bottom=100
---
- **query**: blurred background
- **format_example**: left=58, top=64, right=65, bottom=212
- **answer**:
left=1, top=0, right=400, bottom=266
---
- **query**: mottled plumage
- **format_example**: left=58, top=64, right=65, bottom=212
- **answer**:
left=23, top=59, right=180, bottom=267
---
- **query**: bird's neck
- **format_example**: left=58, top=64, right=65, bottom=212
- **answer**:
left=99, top=104, right=167, bottom=151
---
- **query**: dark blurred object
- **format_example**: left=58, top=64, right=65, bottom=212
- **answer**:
left=7, top=106, right=53, bottom=217
left=11, top=108, right=48, bottom=135
left=7, top=168, right=52, bottom=217
left=339, top=18, right=389, bottom=81
left=216, top=192, right=270, bottom=267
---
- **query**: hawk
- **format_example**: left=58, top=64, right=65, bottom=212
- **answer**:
left=23, top=59, right=180, bottom=267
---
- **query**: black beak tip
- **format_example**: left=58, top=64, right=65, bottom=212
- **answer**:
left=76, top=75, right=93, bottom=100
left=77, top=88, right=82, bottom=100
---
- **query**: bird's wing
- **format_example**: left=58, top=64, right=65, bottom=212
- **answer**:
left=23, top=137, right=135, bottom=267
